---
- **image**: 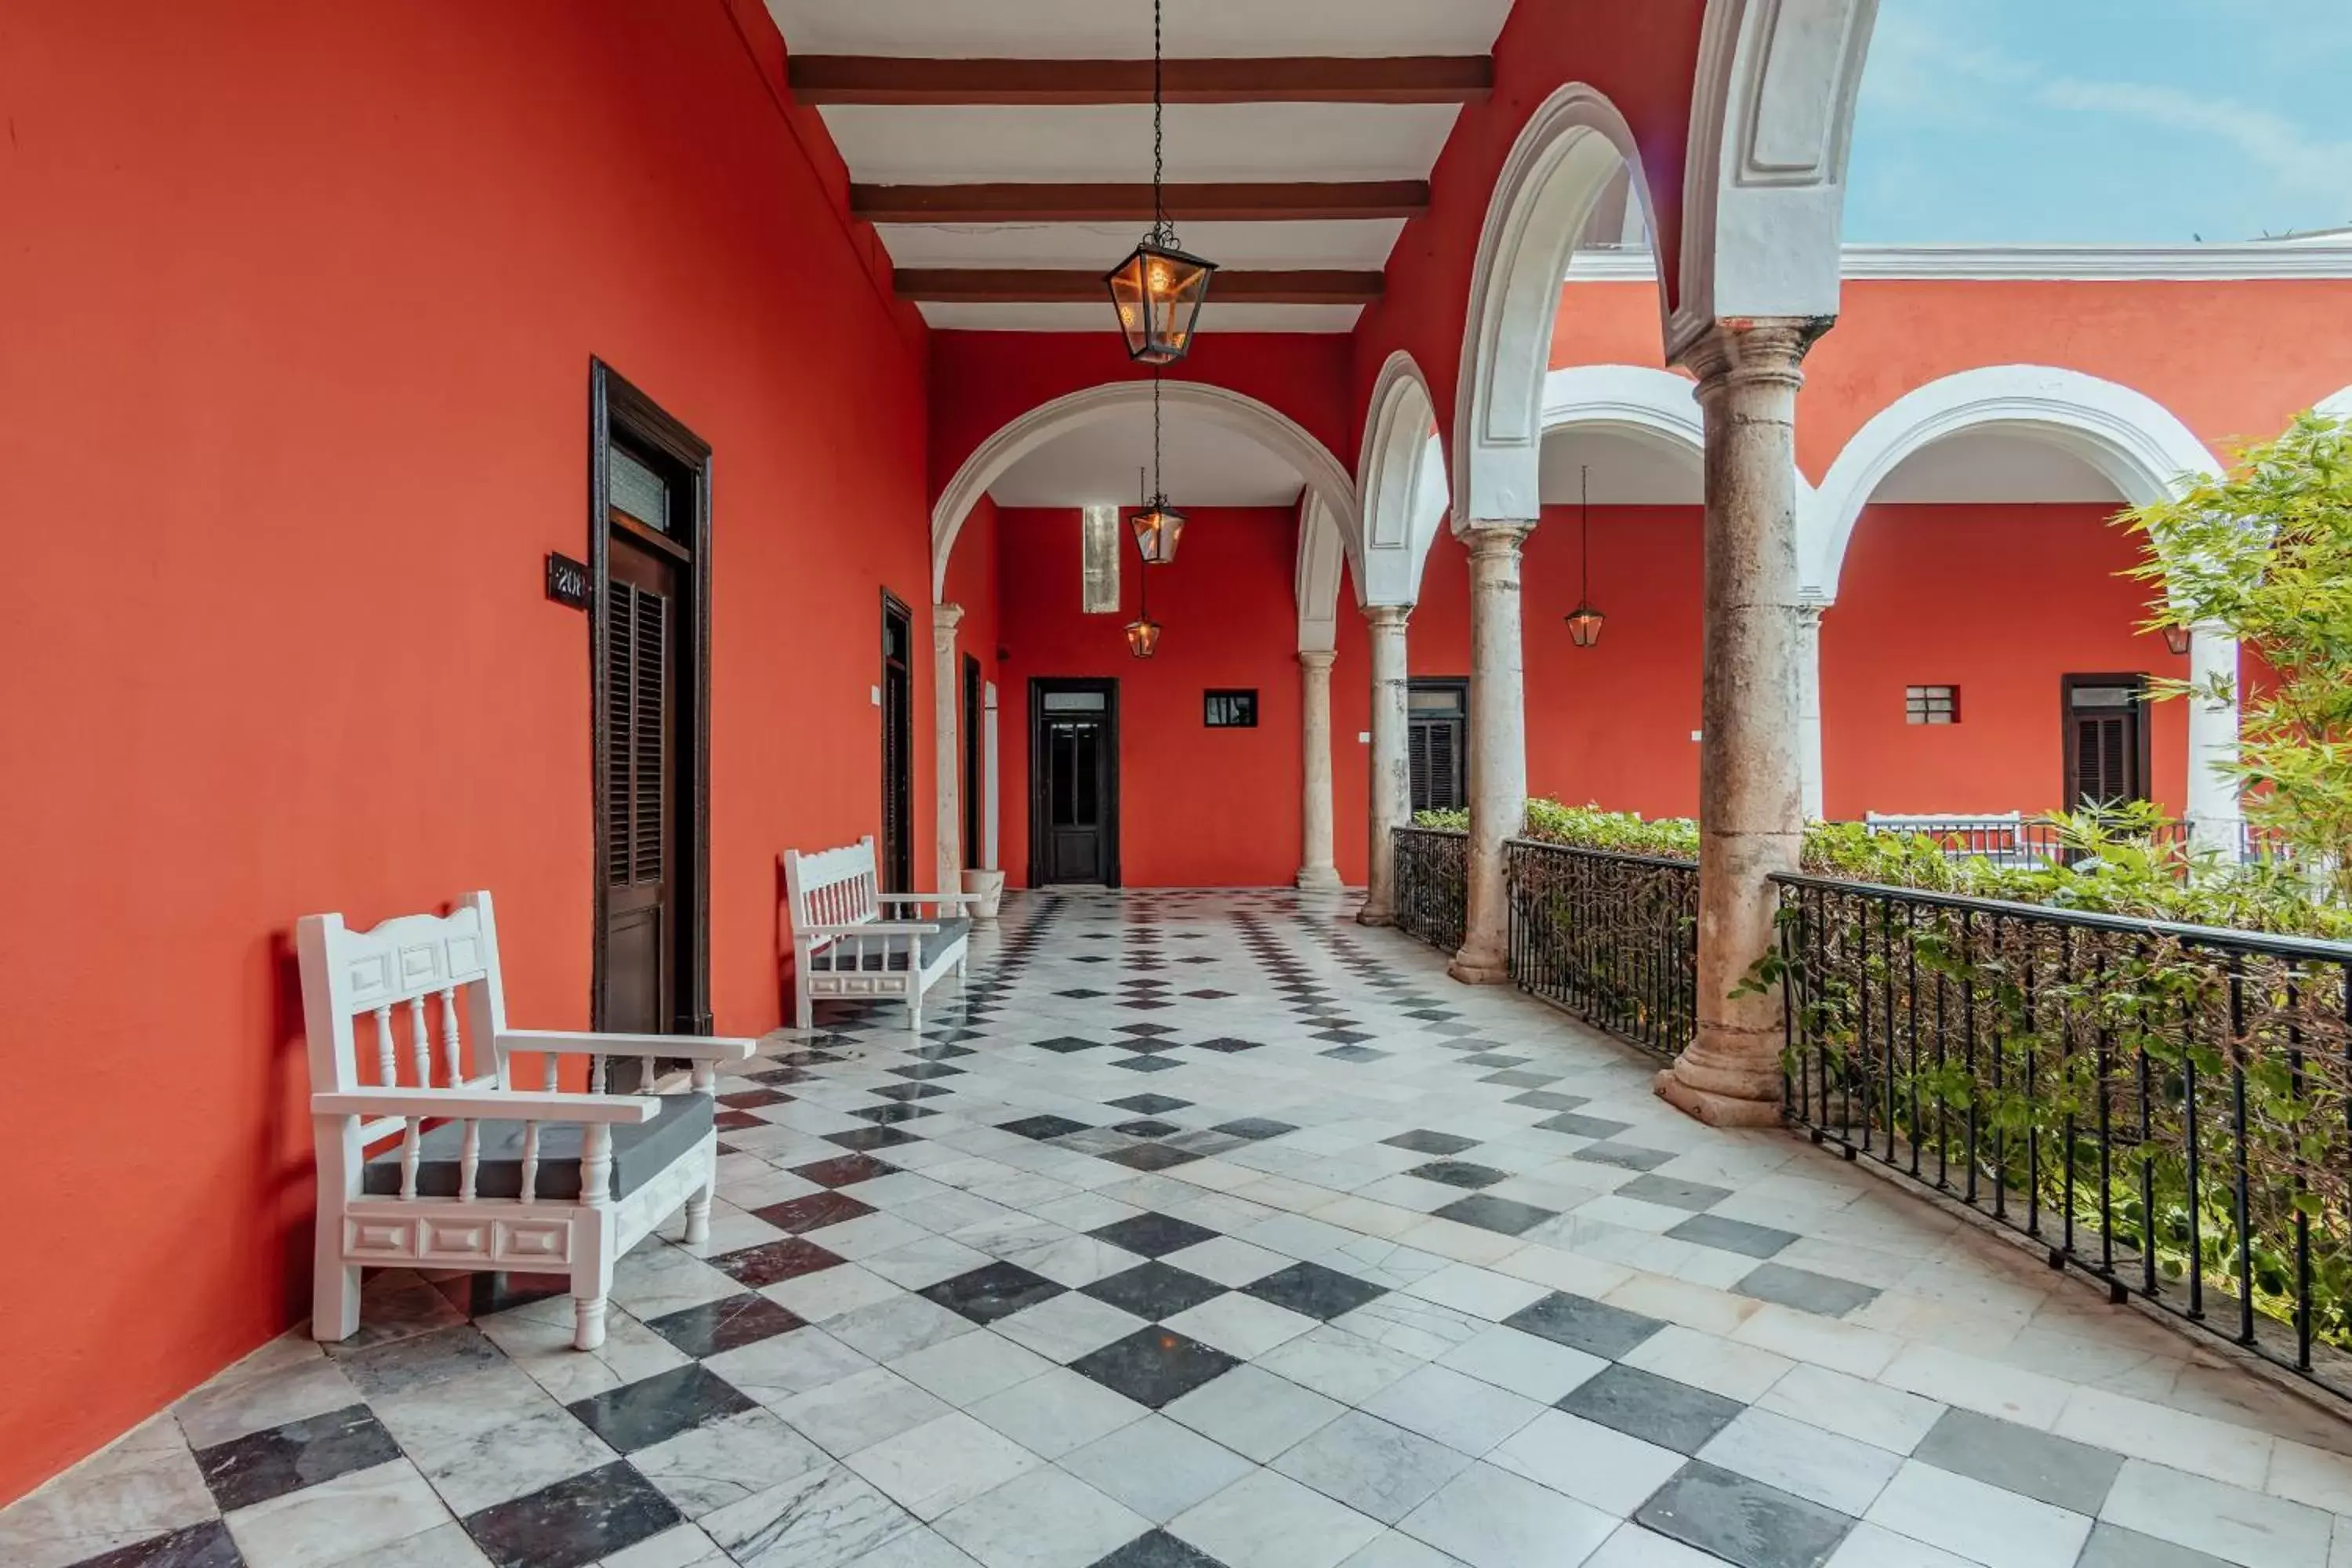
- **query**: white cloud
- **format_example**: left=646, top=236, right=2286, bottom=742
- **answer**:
left=2038, top=77, right=2352, bottom=216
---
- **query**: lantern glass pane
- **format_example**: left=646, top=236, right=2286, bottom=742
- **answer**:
left=1567, top=608, right=1605, bottom=648
left=1125, top=617, right=1162, bottom=659
left=1132, top=503, right=1186, bottom=565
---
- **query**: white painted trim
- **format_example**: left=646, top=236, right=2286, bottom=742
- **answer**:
left=1574, top=241, right=2352, bottom=284
left=1295, top=492, right=1347, bottom=653
left=1456, top=83, right=1668, bottom=525
left=1675, top=0, right=1879, bottom=360
left=1356, top=350, right=1452, bottom=608
left=1539, top=364, right=1707, bottom=452
left=1807, top=365, right=2222, bottom=600
left=931, top=379, right=1361, bottom=601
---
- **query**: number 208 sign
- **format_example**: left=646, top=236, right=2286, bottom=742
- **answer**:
left=546, top=553, right=592, bottom=610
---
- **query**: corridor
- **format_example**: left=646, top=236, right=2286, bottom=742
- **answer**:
left=14, top=892, right=2352, bottom=1568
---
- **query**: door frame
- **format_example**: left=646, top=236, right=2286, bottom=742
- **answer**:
left=879, top=590, right=915, bottom=892
left=963, top=652, right=984, bottom=871
left=2060, top=671, right=2153, bottom=808
left=1027, top=677, right=1122, bottom=889
left=588, top=359, right=713, bottom=1034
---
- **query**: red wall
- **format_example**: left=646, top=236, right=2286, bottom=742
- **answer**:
left=1823, top=503, right=2187, bottom=819
left=996, top=507, right=1307, bottom=888
left=0, top=0, right=938, bottom=1504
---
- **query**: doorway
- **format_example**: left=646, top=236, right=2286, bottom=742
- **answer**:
left=963, top=653, right=984, bottom=871
left=880, top=593, right=914, bottom=893
left=1029, top=678, right=1120, bottom=887
left=590, top=361, right=711, bottom=1039
left=2061, top=673, right=2151, bottom=810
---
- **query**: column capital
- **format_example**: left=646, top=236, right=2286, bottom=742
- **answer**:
left=1682, top=317, right=1829, bottom=397
left=931, top=601, right=965, bottom=633
left=1298, top=648, right=1338, bottom=671
left=1363, top=603, right=1413, bottom=631
left=1794, top=600, right=1829, bottom=628
left=1459, top=519, right=1534, bottom=564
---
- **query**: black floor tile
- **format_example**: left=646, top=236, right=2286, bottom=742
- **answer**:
left=887, top=1062, right=965, bottom=1081
left=1406, top=1160, right=1510, bottom=1189
left=1733, top=1262, right=1881, bottom=1319
left=921, top=1261, right=1068, bottom=1325
left=565, top=1364, right=753, bottom=1454
left=1242, top=1261, right=1386, bottom=1321
left=1502, top=1292, right=1667, bottom=1359
left=1031, top=1036, right=1109, bottom=1054
left=1570, top=1143, right=1678, bottom=1173
left=2076, top=1523, right=2234, bottom=1568
left=1101, top=1142, right=1206, bottom=1171
left=869, top=1082, right=953, bottom=1103
left=712, top=1109, right=766, bottom=1132
left=846, top=1102, right=939, bottom=1126
left=1001, top=1113, right=1095, bottom=1141
left=1091, top=1212, right=1221, bottom=1258
left=1090, top=1528, right=1232, bottom=1567
left=1616, top=1175, right=1736, bottom=1213
left=717, top=1088, right=793, bottom=1109
left=1381, top=1130, right=1480, bottom=1156
left=74, top=1519, right=241, bottom=1567
left=1558, top=1364, right=1744, bottom=1454
left=1109, top=1094, right=1192, bottom=1115
left=1114, top=1119, right=1184, bottom=1138
left=1120, top=1022, right=1180, bottom=1036
left=1911, top=1408, right=2124, bottom=1515
left=1111, top=1054, right=1184, bottom=1073
left=1189, top=1037, right=1264, bottom=1054
left=1667, top=1214, right=1798, bottom=1260
left=1083, top=1261, right=1229, bottom=1320
left=1319, top=1045, right=1389, bottom=1062
left=1635, top=1461, right=1854, bottom=1568
left=750, top=1191, right=876, bottom=1234
left=1430, top=1195, right=1556, bottom=1236
left=789, top=1153, right=898, bottom=1188
left=1534, top=1112, right=1634, bottom=1140
left=463, top=1460, right=682, bottom=1568
left=711, top=1237, right=844, bottom=1288
left=1209, top=1117, right=1296, bottom=1140
left=1069, top=1327, right=1241, bottom=1409
left=193, top=1404, right=401, bottom=1512
left=1506, top=1090, right=1592, bottom=1112
left=434, top=1272, right=571, bottom=1319
left=1480, top=1069, right=1561, bottom=1088
left=1457, top=1052, right=1529, bottom=1068
left=823, top=1125, right=923, bottom=1152
left=643, top=1294, right=804, bottom=1359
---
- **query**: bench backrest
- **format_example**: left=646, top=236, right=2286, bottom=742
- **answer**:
left=296, top=890, right=510, bottom=1096
left=784, top=837, right=884, bottom=946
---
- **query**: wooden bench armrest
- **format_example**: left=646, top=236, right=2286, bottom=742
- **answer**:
left=313, top=1087, right=659, bottom=1123
left=798, top=920, right=944, bottom=937
left=880, top=892, right=985, bottom=909
left=497, top=1029, right=757, bottom=1063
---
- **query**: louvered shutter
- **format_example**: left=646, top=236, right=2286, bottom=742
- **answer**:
left=604, top=581, right=670, bottom=887
left=1409, top=722, right=1432, bottom=811
left=1429, top=720, right=1462, bottom=811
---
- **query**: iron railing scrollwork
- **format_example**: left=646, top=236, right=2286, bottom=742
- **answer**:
left=1391, top=827, right=1467, bottom=953
left=1508, top=840, right=1697, bottom=1058
left=1775, top=871, right=2352, bottom=1401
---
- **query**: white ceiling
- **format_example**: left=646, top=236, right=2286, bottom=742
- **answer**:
left=1874, top=431, right=2127, bottom=504
left=764, top=0, right=1511, bottom=332
left=1540, top=426, right=1705, bottom=506
left=989, top=405, right=1308, bottom=508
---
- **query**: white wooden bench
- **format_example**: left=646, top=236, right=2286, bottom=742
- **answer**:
left=297, top=891, right=755, bottom=1351
left=785, top=835, right=979, bottom=1033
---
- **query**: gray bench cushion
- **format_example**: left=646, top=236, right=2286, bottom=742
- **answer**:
left=816, top=916, right=971, bottom=971
left=362, top=1092, right=714, bottom=1201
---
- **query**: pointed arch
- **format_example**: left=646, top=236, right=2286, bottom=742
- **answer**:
left=1456, top=85, right=1668, bottom=528
left=929, top=379, right=1361, bottom=601
left=1808, top=365, right=2220, bottom=598
left=1356, top=351, right=1452, bottom=607
left=1295, top=492, right=1348, bottom=654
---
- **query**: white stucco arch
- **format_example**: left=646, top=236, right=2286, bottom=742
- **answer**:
left=1675, top=0, right=1880, bottom=361
left=2319, top=385, right=2352, bottom=419
left=1807, top=365, right=2222, bottom=600
left=1456, top=85, right=1668, bottom=528
left=1540, top=364, right=1707, bottom=456
left=1295, top=492, right=1348, bottom=655
left=930, top=379, right=1361, bottom=601
left=1356, top=352, right=1453, bottom=608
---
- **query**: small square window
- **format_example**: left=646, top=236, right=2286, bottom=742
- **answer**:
left=1905, top=684, right=1959, bottom=724
left=1204, top=690, right=1258, bottom=728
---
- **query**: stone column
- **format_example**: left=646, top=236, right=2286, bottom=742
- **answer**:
left=1660, top=319, right=1823, bottom=1127
left=1795, top=602, right=1827, bottom=822
left=1358, top=604, right=1411, bottom=926
left=2186, top=625, right=2243, bottom=855
left=1448, top=522, right=1534, bottom=985
left=1296, top=649, right=1341, bottom=891
left=931, top=601, right=964, bottom=896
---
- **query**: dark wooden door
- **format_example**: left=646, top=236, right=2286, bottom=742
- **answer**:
left=2063, top=675, right=2151, bottom=810
left=604, top=532, right=685, bottom=1034
left=880, top=596, right=914, bottom=892
left=1030, top=681, right=1118, bottom=886
left=963, top=653, right=984, bottom=870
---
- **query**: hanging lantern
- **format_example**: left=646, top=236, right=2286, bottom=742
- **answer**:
left=1565, top=463, right=1604, bottom=648
left=1124, top=613, right=1163, bottom=659
left=1106, top=241, right=1217, bottom=366
left=1103, top=0, right=1217, bottom=364
left=2163, top=623, right=2192, bottom=656
left=1131, top=500, right=1187, bottom=564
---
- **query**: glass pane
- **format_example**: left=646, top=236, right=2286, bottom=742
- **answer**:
left=2071, top=684, right=2140, bottom=710
left=1081, top=505, right=1121, bottom=614
left=1073, top=728, right=1097, bottom=826
left=1051, top=731, right=1076, bottom=825
left=609, top=445, right=670, bottom=532
left=1043, top=691, right=1107, bottom=713
left=1409, top=686, right=1465, bottom=715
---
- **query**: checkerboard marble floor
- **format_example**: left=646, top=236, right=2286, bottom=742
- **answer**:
left=16, top=888, right=2352, bottom=1568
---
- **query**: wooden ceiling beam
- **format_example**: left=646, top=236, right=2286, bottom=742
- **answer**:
left=853, top=181, right=1427, bottom=224
left=789, top=55, right=1494, bottom=107
left=895, top=268, right=1383, bottom=306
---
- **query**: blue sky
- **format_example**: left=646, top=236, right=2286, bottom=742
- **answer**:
left=1845, top=0, right=2352, bottom=243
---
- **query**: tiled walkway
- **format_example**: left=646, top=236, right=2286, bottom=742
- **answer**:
left=14, top=890, right=2352, bottom=1568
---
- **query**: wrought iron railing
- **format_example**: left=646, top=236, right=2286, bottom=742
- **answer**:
left=1775, top=871, right=2352, bottom=1399
left=1508, top=839, right=1697, bottom=1058
left=1391, top=827, right=1467, bottom=953
left=1857, top=814, right=2285, bottom=868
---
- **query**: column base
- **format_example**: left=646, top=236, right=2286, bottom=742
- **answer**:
left=1655, top=1029, right=1786, bottom=1127
left=1446, top=949, right=1510, bottom=985
left=1654, top=1069, right=1784, bottom=1128
left=1295, top=866, right=1343, bottom=892
left=1356, top=904, right=1394, bottom=927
